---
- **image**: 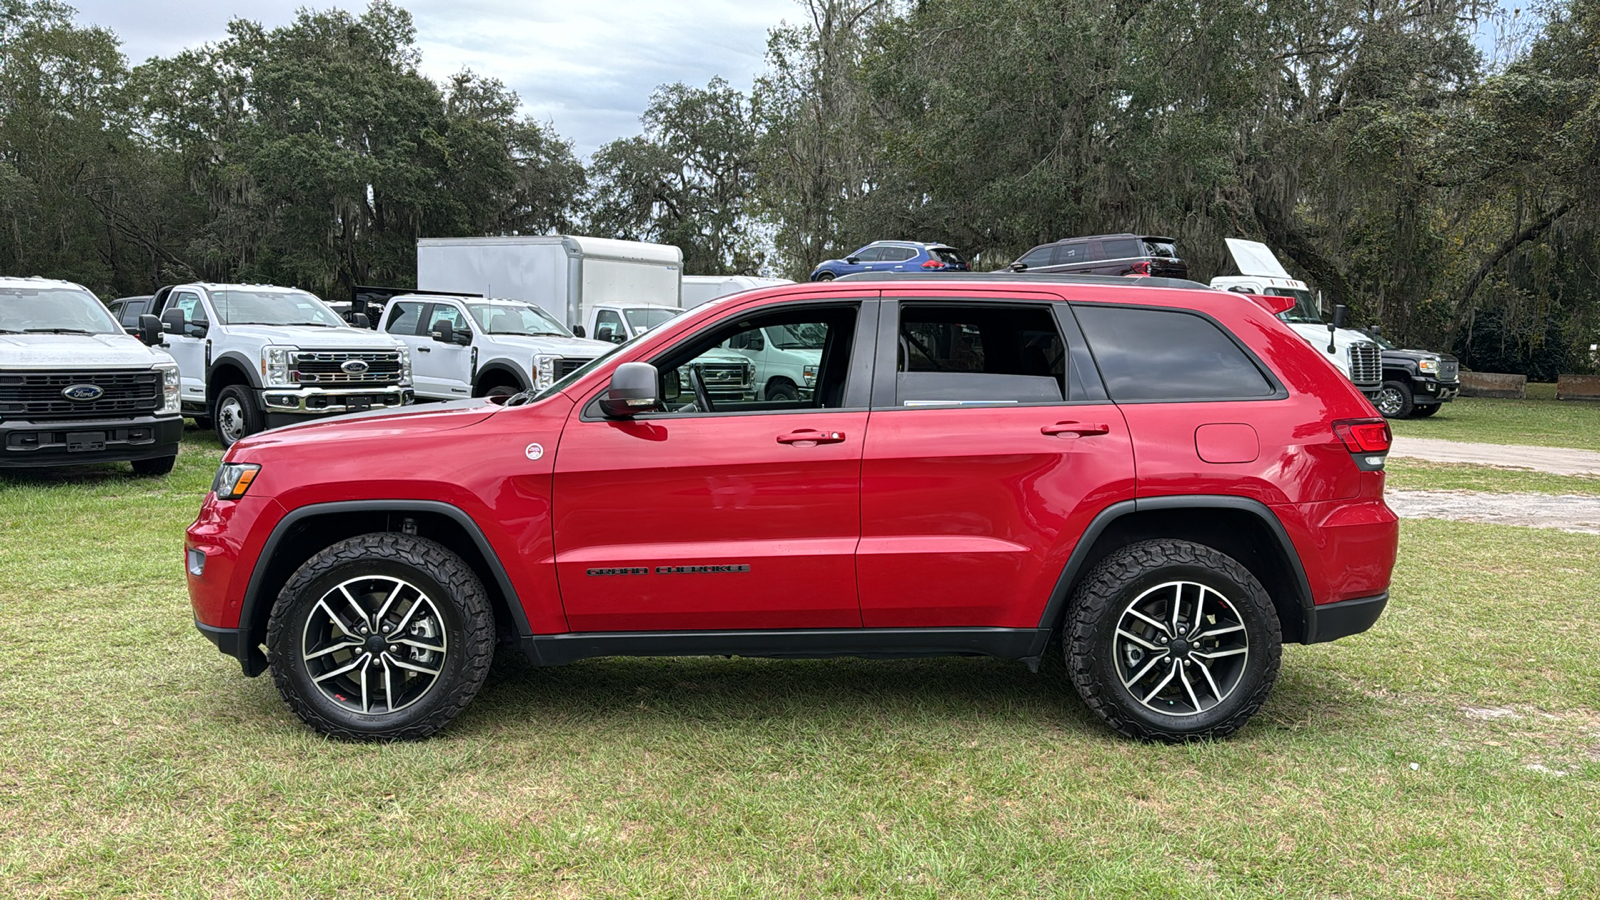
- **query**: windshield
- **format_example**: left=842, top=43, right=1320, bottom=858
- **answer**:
left=467, top=303, right=571, bottom=337
left=0, top=286, right=121, bottom=335
left=770, top=322, right=827, bottom=350
left=1267, top=288, right=1324, bottom=325
left=623, top=307, right=679, bottom=331
left=1369, top=333, right=1396, bottom=350
left=213, top=289, right=344, bottom=327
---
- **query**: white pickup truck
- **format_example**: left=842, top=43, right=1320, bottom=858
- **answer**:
left=379, top=294, right=613, bottom=399
left=579, top=303, right=756, bottom=403
left=151, top=283, right=414, bottom=447
left=1210, top=240, right=1382, bottom=400
left=1, top=277, right=183, bottom=474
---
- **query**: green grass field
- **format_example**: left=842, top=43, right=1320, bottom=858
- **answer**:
left=1389, top=383, right=1600, bottom=451
left=2, top=429, right=1597, bottom=897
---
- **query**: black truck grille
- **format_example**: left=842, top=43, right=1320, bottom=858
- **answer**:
left=1348, top=342, right=1381, bottom=387
left=0, top=369, right=160, bottom=420
left=1438, top=358, right=1459, bottom=382
left=292, top=350, right=403, bottom=385
left=556, top=358, right=594, bottom=378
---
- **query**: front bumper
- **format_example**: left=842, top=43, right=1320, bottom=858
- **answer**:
left=259, top=385, right=412, bottom=428
left=1411, top=377, right=1459, bottom=404
left=0, top=413, right=183, bottom=468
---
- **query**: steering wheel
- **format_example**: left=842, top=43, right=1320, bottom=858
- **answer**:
left=687, top=365, right=713, bottom=412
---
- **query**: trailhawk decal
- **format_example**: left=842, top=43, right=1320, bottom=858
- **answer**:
left=586, top=565, right=752, bottom=577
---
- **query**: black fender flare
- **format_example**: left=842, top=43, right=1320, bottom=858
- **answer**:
left=232, top=499, right=530, bottom=676
left=473, top=362, right=527, bottom=394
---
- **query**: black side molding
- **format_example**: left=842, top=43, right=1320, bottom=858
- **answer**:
left=1303, top=592, right=1388, bottom=644
left=521, top=627, right=1048, bottom=668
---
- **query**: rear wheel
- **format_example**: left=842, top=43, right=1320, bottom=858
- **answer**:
left=266, top=533, right=494, bottom=741
left=213, top=384, right=263, bottom=448
left=1374, top=380, right=1414, bottom=419
left=1067, top=540, right=1281, bottom=741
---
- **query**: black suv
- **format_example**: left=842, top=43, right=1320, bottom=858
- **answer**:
left=1008, top=234, right=1188, bottom=279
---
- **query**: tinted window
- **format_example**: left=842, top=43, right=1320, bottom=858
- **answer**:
left=1075, top=305, right=1275, bottom=401
left=851, top=246, right=882, bottom=262
left=117, top=299, right=149, bottom=327
left=896, top=304, right=1065, bottom=405
left=932, top=248, right=966, bottom=265
left=884, top=246, right=918, bottom=262
left=1144, top=240, right=1178, bottom=259
left=1016, top=246, right=1053, bottom=268
left=386, top=301, right=424, bottom=335
left=1102, top=238, right=1141, bottom=260
left=1056, top=242, right=1087, bottom=264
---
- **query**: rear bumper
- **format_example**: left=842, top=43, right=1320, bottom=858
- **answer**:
left=1303, top=592, right=1388, bottom=643
left=0, top=413, right=182, bottom=468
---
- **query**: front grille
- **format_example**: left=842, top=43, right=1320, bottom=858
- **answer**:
left=292, top=350, right=403, bottom=385
left=0, top=369, right=160, bottom=420
left=555, top=358, right=594, bottom=379
left=1348, top=342, right=1381, bottom=387
left=1438, top=358, right=1459, bottom=382
left=694, top=362, right=748, bottom=386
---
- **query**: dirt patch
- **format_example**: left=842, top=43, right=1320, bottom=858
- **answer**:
left=1386, top=491, right=1600, bottom=534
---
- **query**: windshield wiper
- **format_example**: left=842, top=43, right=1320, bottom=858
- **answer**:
left=23, top=328, right=94, bottom=334
left=487, top=330, right=565, bottom=336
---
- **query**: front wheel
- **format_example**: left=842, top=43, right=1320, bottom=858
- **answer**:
left=1374, top=380, right=1414, bottom=419
left=1067, top=540, right=1281, bottom=741
left=764, top=380, right=799, bottom=402
left=266, top=533, right=495, bottom=741
left=814, top=271, right=837, bottom=282
left=213, top=384, right=264, bottom=448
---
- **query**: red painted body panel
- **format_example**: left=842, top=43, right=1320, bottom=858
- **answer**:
left=857, top=404, right=1134, bottom=627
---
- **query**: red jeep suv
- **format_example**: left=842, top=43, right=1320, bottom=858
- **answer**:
left=186, top=274, right=1397, bottom=742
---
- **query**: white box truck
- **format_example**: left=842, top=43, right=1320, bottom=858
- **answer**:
left=416, top=235, right=683, bottom=334
left=681, top=275, right=791, bottom=309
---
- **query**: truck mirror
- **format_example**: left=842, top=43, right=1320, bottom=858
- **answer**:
left=187, top=323, right=208, bottom=339
left=137, top=314, right=163, bottom=347
left=599, top=362, right=659, bottom=418
left=159, top=307, right=184, bottom=335
left=572, top=325, right=585, bottom=338
left=454, top=328, right=472, bottom=346
left=430, top=320, right=454, bottom=344
left=352, top=312, right=371, bottom=329
left=744, top=331, right=765, bottom=352
left=1332, top=304, right=1349, bottom=329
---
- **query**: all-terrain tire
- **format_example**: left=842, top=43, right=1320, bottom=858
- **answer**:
left=267, top=533, right=494, bottom=741
left=1067, top=539, right=1281, bottom=742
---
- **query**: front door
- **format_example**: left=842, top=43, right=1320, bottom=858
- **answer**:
left=856, top=294, right=1136, bottom=628
left=415, top=302, right=472, bottom=397
left=552, top=300, right=875, bottom=632
left=159, top=289, right=210, bottom=411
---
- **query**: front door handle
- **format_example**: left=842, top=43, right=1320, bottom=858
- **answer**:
left=777, top=429, right=846, bottom=445
left=416, top=346, right=431, bottom=353
left=1041, top=422, right=1110, bottom=437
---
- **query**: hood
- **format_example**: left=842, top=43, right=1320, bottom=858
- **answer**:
left=696, top=348, right=750, bottom=364
left=231, top=398, right=499, bottom=454
left=1381, top=347, right=1456, bottom=362
left=224, top=324, right=404, bottom=350
left=1223, top=239, right=1294, bottom=279
left=0, top=332, right=175, bottom=369
left=481, top=334, right=614, bottom=357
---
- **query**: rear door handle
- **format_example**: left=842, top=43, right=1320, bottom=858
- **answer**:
left=1041, top=422, right=1110, bottom=437
left=777, top=429, right=846, bottom=445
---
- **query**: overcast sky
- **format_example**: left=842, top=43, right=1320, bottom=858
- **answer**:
left=69, top=0, right=802, bottom=159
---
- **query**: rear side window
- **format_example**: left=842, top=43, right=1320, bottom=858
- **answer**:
left=1102, top=238, right=1141, bottom=260
left=1074, top=305, right=1276, bottom=402
left=118, top=300, right=148, bottom=327
left=883, top=246, right=917, bottom=262
left=1056, top=242, right=1087, bottom=264
left=895, top=304, right=1066, bottom=405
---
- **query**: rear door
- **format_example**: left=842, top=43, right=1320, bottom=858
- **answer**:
left=857, top=291, right=1135, bottom=628
left=551, top=298, right=877, bottom=632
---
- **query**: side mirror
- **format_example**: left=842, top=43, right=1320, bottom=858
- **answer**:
left=430, top=320, right=455, bottom=344
left=599, top=362, right=659, bottom=418
left=845, top=256, right=860, bottom=265
left=1332, top=304, right=1349, bottom=329
left=187, top=323, right=208, bottom=339
left=159, top=307, right=184, bottom=335
left=1009, top=262, right=1027, bottom=272
left=747, top=332, right=765, bottom=352
left=454, top=328, right=472, bottom=346
left=571, top=325, right=585, bottom=338
left=352, top=312, right=371, bottom=329
left=137, top=314, right=163, bottom=347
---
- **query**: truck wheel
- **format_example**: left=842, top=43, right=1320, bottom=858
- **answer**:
left=266, top=533, right=494, bottom=741
left=131, top=455, right=176, bottom=476
left=214, top=384, right=263, bottom=448
left=1374, top=380, right=1414, bottom=419
left=764, top=380, right=799, bottom=402
left=1066, top=540, right=1281, bottom=742
left=1410, top=404, right=1440, bottom=418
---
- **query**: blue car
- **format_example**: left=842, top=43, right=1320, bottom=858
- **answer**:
left=809, top=241, right=969, bottom=281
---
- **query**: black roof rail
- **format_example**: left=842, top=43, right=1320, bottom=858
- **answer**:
left=833, top=272, right=1210, bottom=290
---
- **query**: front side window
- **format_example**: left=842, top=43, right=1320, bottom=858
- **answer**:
left=468, top=303, right=569, bottom=336
left=1074, top=304, right=1277, bottom=402
left=594, top=309, right=626, bottom=343
left=426, top=303, right=468, bottom=337
left=895, top=304, right=1066, bottom=406
left=1016, top=246, right=1053, bottom=268
left=0, top=285, right=121, bottom=335
left=212, top=289, right=343, bottom=327
left=850, top=246, right=883, bottom=262
left=173, top=291, right=209, bottom=327
left=648, top=306, right=858, bottom=415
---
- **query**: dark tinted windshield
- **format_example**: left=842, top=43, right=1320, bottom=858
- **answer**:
left=0, top=286, right=121, bottom=334
left=213, top=289, right=344, bottom=327
left=467, top=303, right=570, bottom=336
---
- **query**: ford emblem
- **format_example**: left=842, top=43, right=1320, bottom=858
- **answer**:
left=62, top=383, right=104, bottom=402
left=341, top=360, right=370, bottom=375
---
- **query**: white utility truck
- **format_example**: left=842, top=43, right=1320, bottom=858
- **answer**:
left=416, top=236, right=683, bottom=336
left=1210, top=239, right=1381, bottom=400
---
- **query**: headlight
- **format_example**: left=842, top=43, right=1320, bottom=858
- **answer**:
left=397, top=346, right=412, bottom=385
left=802, top=364, right=817, bottom=387
left=211, top=462, right=260, bottom=500
left=261, top=346, right=294, bottom=387
left=1418, top=357, right=1440, bottom=374
left=533, top=354, right=558, bottom=390
left=742, top=360, right=755, bottom=384
left=157, top=363, right=180, bottom=414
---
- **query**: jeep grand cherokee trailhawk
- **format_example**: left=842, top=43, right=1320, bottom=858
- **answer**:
left=186, top=273, right=1398, bottom=742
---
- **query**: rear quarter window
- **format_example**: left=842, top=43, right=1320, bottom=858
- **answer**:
left=1074, top=304, right=1277, bottom=402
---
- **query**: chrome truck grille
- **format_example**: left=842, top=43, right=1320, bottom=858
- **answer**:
left=1348, top=342, right=1381, bottom=388
left=292, top=351, right=404, bottom=385
left=0, top=369, right=160, bottom=419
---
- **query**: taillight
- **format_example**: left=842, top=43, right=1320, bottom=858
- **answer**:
left=921, top=259, right=946, bottom=269
left=1128, top=261, right=1152, bottom=276
left=1333, top=418, right=1391, bottom=471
